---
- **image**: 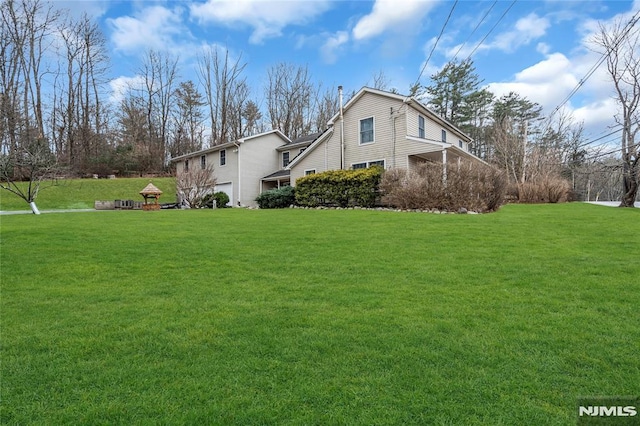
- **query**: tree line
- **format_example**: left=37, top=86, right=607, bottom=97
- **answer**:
left=0, top=0, right=340, bottom=178
left=1, top=0, right=638, bottom=206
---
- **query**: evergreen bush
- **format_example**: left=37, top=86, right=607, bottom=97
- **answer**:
left=295, top=167, right=383, bottom=208
left=255, top=186, right=296, bottom=209
left=203, top=191, right=230, bottom=208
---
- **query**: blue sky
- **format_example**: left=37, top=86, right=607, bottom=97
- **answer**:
left=61, top=0, right=639, bottom=142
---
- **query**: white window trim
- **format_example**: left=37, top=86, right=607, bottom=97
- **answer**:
left=351, top=159, right=385, bottom=169
left=359, top=116, right=375, bottom=145
left=418, top=115, right=425, bottom=139
left=282, top=151, right=290, bottom=168
left=441, top=129, right=447, bottom=143
left=304, top=169, right=316, bottom=175
left=219, top=149, right=226, bottom=167
left=200, top=155, right=206, bottom=169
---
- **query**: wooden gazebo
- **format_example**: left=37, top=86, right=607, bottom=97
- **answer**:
left=139, top=182, right=163, bottom=211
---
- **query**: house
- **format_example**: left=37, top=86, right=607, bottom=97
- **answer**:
left=172, top=130, right=291, bottom=207
left=287, top=86, right=483, bottom=183
left=171, top=87, right=484, bottom=207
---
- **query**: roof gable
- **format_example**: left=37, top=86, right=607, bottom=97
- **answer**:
left=170, top=129, right=290, bottom=162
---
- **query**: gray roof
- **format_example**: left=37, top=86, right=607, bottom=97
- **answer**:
left=262, top=169, right=291, bottom=180
left=286, top=132, right=323, bottom=145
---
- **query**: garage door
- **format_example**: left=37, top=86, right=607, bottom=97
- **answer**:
left=214, top=182, right=233, bottom=207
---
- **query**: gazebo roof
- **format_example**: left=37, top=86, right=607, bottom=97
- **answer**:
left=139, top=182, right=163, bottom=196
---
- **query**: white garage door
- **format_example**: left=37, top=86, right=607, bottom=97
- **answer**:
left=214, top=182, right=233, bottom=207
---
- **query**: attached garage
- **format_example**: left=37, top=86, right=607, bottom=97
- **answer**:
left=214, top=182, right=233, bottom=207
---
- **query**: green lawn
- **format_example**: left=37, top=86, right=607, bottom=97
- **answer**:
left=0, top=177, right=177, bottom=211
left=1, top=204, right=639, bottom=424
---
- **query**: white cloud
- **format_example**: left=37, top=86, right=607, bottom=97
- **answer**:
left=573, top=98, right=619, bottom=133
left=108, top=6, right=190, bottom=54
left=108, top=75, right=144, bottom=104
left=190, top=0, right=332, bottom=44
left=491, top=13, right=550, bottom=53
left=487, top=53, right=579, bottom=111
left=352, top=0, right=439, bottom=40
left=321, top=31, right=349, bottom=64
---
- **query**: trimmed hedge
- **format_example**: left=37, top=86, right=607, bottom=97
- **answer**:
left=295, top=167, right=383, bottom=208
left=255, top=186, right=296, bottom=209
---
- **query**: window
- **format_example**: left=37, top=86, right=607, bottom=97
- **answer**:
left=220, top=149, right=226, bottom=166
left=418, top=115, right=425, bottom=139
left=305, top=169, right=316, bottom=176
left=458, top=140, right=464, bottom=149
left=441, top=129, right=447, bottom=143
left=200, top=155, right=206, bottom=169
left=282, top=152, right=290, bottom=167
left=352, top=160, right=384, bottom=170
left=184, top=159, right=189, bottom=172
left=360, top=117, right=374, bottom=144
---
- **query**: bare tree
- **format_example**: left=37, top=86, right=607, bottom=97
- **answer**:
left=241, top=100, right=263, bottom=136
left=134, top=50, right=179, bottom=170
left=265, top=63, right=315, bottom=139
left=53, top=13, right=109, bottom=174
left=169, top=80, right=205, bottom=158
left=1, top=0, right=61, bottom=155
left=490, top=92, right=543, bottom=185
left=593, top=18, right=640, bottom=206
left=0, top=137, right=59, bottom=214
left=176, top=164, right=216, bottom=208
left=370, top=69, right=390, bottom=91
left=313, top=85, right=339, bottom=132
left=198, top=46, right=247, bottom=145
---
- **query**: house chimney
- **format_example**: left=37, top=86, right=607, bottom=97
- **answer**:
left=339, top=85, right=344, bottom=169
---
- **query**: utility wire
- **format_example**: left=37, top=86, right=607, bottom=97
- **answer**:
left=547, top=10, right=640, bottom=118
left=464, top=0, right=517, bottom=62
left=412, top=0, right=459, bottom=91
left=450, top=0, right=497, bottom=62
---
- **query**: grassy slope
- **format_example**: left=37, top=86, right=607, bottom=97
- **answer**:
left=1, top=204, right=639, bottom=424
left=0, top=177, right=177, bottom=211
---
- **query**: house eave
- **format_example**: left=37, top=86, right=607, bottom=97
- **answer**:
left=285, top=127, right=334, bottom=169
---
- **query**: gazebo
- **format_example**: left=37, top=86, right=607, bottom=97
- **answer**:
left=139, top=182, right=163, bottom=211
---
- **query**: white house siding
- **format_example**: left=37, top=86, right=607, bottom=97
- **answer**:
left=290, top=133, right=340, bottom=184
left=213, top=149, right=239, bottom=206
left=405, top=106, right=472, bottom=151
left=342, top=92, right=405, bottom=170
left=289, top=88, right=484, bottom=185
left=238, top=133, right=287, bottom=206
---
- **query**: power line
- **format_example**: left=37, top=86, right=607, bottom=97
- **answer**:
left=413, top=0, right=459, bottom=90
left=464, top=0, right=517, bottom=62
left=547, top=10, right=640, bottom=118
left=450, top=0, right=497, bottom=62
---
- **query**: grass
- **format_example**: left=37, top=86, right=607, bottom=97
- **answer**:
left=1, top=204, right=639, bottom=424
left=0, top=177, right=176, bottom=211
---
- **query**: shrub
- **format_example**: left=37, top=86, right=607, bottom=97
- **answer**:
left=255, top=186, right=296, bottom=209
left=380, top=161, right=506, bottom=212
left=516, top=176, right=570, bottom=203
left=203, top=191, right=230, bottom=208
left=295, top=167, right=383, bottom=208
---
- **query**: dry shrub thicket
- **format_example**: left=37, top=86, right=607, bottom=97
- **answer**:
left=380, top=162, right=506, bottom=212
left=514, top=177, right=571, bottom=203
